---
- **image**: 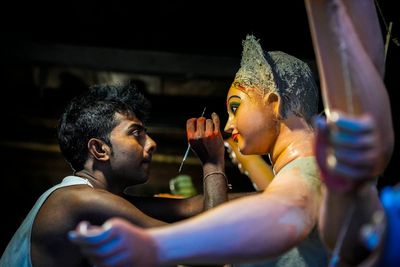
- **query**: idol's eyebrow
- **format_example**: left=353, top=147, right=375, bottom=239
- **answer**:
left=227, top=95, right=241, bottom=102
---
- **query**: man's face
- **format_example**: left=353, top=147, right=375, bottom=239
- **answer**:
left=108, top=113, right=156, bottom=185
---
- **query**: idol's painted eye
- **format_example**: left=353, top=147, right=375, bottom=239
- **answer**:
left=229, top=102, right=240, bottom=114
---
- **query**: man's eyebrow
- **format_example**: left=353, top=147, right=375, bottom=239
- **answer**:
left=127, top=123, right=146, bottom=130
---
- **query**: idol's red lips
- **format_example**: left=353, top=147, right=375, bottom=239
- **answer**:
left=232, top=133, right=239, bottom=142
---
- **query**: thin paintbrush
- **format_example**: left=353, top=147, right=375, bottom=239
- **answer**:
left=178, top=107, right=207, bottom=173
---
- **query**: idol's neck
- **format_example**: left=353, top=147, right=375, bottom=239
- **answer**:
left=270, top=115, right=315, bottom=174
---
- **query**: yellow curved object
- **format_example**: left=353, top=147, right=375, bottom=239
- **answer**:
left=224, top=137, right=274, bottom=191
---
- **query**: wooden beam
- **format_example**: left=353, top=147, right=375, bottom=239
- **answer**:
left=2, top=42, right=240, bottom=78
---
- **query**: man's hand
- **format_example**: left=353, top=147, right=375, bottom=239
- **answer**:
left=186, top=112, right=225, bottom=167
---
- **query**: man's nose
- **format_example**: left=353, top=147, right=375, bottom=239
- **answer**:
left=145, top=135, right=157, bottom=154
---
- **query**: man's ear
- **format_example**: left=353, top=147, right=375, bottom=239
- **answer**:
left=264, top=92, right=281, bottom=118
left=88, top=138, right=110, bottom=161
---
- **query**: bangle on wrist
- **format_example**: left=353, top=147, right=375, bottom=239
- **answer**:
left=203, top=171, right=232, bottom=190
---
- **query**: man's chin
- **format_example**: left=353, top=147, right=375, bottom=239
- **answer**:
left=134, top=175, right=149, bottom=185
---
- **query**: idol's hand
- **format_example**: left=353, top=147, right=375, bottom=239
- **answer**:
left=314, top=112, right=379, bottom=194
left=186, top=112, right=225, bottom=167
left=224, top=137, right=274, bottom=190
left=224, top=137, right=244, bottom=173
left=69, top=218, right=158, bottom=267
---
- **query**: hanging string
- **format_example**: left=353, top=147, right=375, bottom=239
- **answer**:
left=374, top=0, right=399, bottom=61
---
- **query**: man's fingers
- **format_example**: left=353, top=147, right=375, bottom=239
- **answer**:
left=186, top=118, right=197, bottom=139
left=205, top=118, right=214, bottom=135
left=212, top=112, right=220, bottom=134
left=196, top=117, right=206, bottom=137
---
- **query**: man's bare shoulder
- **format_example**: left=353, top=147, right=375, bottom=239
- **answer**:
left=31, top=185, right=108, bottom=267
left=37, top=185, right=136, bottom=225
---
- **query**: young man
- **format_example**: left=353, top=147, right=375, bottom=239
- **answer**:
left=0, top=82, right=229, bottom=267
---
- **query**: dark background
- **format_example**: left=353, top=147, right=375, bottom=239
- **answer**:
left=0, top=0, right=399, bottom=253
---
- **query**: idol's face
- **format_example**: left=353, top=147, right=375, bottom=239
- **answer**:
left=224, top=84, right=279, bottom=155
